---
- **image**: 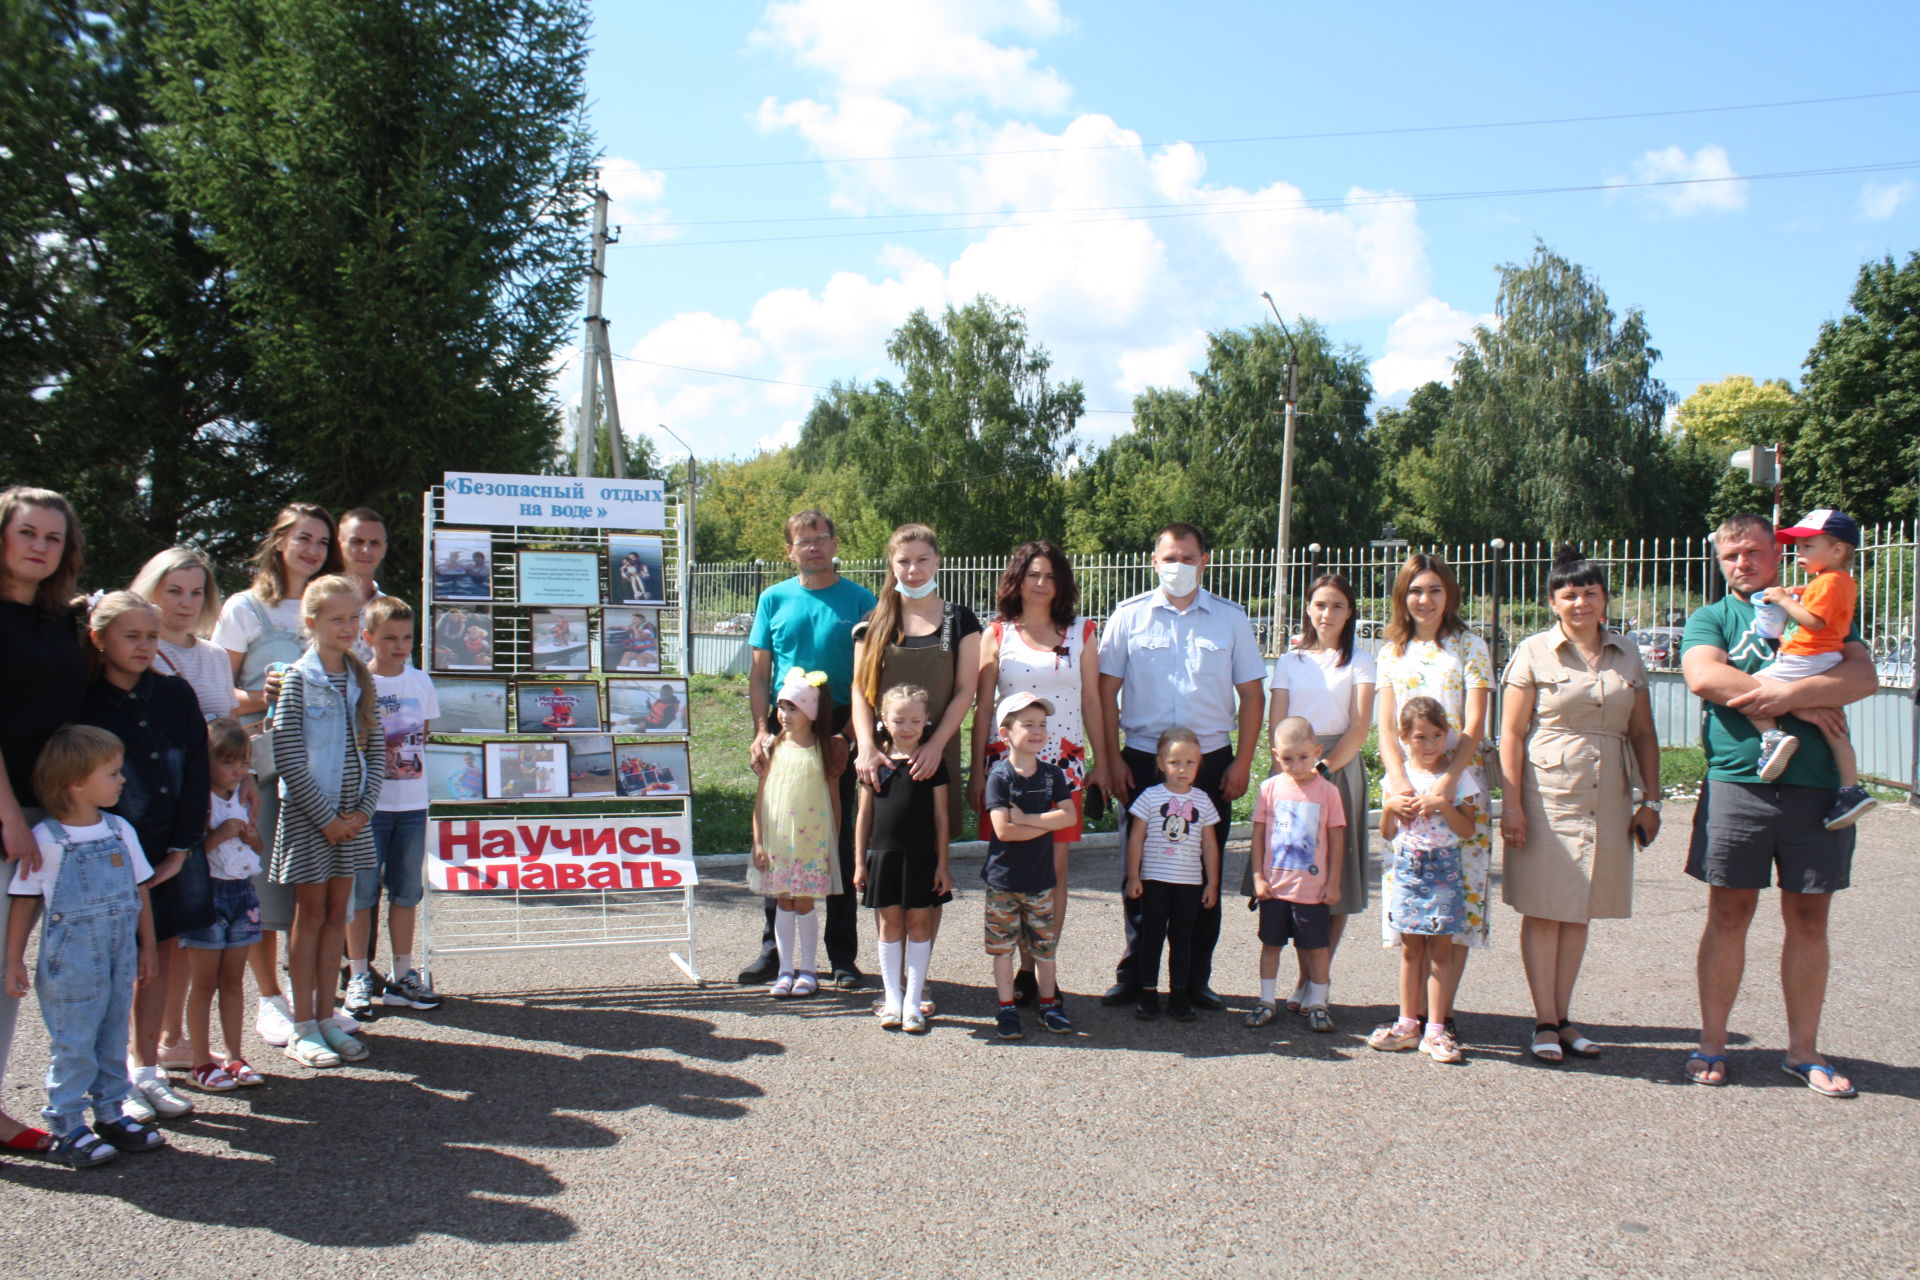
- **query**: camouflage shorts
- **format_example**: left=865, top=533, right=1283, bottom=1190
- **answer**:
left=984, top=888, right=1058, bottom=961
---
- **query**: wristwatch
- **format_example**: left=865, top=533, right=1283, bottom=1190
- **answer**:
left=1640, top=799, right=1663, bottom=813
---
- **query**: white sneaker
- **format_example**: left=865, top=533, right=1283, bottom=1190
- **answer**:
left=330, top=1007, right=363, bottom=1034
left=139, top=1076, right=195, bottom=1118
left=256, top=994, right=295, bottom=1047
left=157, top=1038, right=196, bottom=1070
left=121, top=1089, right=158, bottom=1124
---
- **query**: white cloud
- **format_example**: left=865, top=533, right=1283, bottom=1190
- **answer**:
left=598, top=155, right=673, bottom=242
left=754, top=0, right=1069, bottom=111
left=1114, top=331, right=1209, bottom=396
left=750, top=263, right=948, bottom=366
left=757, top=419, right=805, bottom=452
left=1860, top=179, right=1916, bottom=220
left=1608, top=144, right=1748, bottom=216
left=1370, top=297, right=1492, bottom=397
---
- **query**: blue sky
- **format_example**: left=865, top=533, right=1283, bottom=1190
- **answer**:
left=571, top=1, right=1920, bottom=464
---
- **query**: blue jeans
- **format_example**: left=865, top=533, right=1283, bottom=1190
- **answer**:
left=355, top=809, right=428, bottom=912
left=37, top=819, right=142, bottom=1134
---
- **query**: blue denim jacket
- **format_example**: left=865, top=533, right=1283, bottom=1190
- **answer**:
left=276, top=648, right=372, bottom=812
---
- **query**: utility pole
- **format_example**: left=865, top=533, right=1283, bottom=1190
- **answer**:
left=576, top=186, right=608, bottom=478
left=1261, top=291, right=1301, bottom=654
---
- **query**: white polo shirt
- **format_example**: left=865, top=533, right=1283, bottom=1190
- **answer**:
left=1098, top=586, right=1265, bottom=753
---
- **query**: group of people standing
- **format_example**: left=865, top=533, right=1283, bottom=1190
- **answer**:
left=738, top=507, right=1877, bottom=1095
left=0, top=488, right=444, bottom=1168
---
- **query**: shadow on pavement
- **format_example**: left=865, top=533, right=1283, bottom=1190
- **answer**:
left=1, top=999, right=781, bottom=1245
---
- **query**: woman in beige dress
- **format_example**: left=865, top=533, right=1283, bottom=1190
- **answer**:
left=1498, top=546, right=1661, bottom=1063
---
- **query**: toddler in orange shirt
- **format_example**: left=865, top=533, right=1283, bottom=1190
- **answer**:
left=1750, top=508, right=1873, bottom=829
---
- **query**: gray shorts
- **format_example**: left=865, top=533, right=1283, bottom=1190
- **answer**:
left=1686, top=779, right=1853, bottom=893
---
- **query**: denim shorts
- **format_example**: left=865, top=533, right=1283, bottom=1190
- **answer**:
left=355, top=809, right=429, bottom=912
left=180, top=877, right=264, bottom=951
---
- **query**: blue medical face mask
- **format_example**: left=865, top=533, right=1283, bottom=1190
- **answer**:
left=895, top=576, right=939, bottom=600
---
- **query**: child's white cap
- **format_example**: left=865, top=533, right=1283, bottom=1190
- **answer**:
left=995, top=691, right=1053, bottom=727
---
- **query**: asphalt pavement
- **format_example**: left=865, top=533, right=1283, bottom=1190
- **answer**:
left=2, top=801, right=1917, bottom=1278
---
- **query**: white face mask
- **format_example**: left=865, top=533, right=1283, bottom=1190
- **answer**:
left=1155, top=561, right=1199, bottom=597
left=895, top=576, right=939, bottom=600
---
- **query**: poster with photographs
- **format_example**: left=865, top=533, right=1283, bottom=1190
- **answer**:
left=432, top=605, right=493, bottom=671
left=430, top=677, right=509, bottom=734
left=515, top=681, right=603, bottom=734
left=608, top=535, right=665, bottom=605
left=425, top=744, right=488, bottom=803
left=485, top=741, right=570, bottom=800
left=608, top=678, right=689, bottom=735
left=567, top=735, right=617, bottom=798
left=530, top=608, right=591, bottom=672
left=615, top=742, right=690, bottom=797
left=431, top=531, right=493, bottom=601
left=602, top=607, right=662, bottom=673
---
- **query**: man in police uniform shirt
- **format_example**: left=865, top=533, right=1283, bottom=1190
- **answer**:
left=1097, top=522, right=1267, bottom=1009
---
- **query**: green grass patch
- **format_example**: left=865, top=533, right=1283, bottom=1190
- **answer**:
left=686, top=675, right=1731, bottom=853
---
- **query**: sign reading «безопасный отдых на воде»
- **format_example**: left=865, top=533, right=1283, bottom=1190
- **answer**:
left=442, top=472, right=664, bottom=529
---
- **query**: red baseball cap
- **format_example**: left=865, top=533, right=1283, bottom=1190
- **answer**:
left=1777, top=509, right=1859, bottom=546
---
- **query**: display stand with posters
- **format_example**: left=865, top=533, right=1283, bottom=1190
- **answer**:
left=417, top=475, right=702, bottom=985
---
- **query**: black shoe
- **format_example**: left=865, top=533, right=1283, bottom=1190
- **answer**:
left=1134, top=992, right=1161, bottom=1021
left=1101, top=981, right=1139, bottom=1007
left=737, top=954, right=780, bottom=985
left=1012, top=969, right=1039, bottom=1007
left=831, top=968, right=864, bottom=992
left=1187, top=986, right=1226, bottom=1012
left=1167, top=993, right=1196, bottom=1022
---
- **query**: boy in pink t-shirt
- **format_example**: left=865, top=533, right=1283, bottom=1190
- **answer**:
left=1246, top=717, right=1346, bottom=1032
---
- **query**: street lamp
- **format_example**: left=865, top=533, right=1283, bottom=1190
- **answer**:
left=1260, top=291, right=1301, bottom=657
left=653, top=422, right=696, bottom=675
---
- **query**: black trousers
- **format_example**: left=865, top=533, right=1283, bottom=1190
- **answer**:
left=1115, top=744, right=1233, bottom=992
left=1134, top=880, right=1202, bottom=995
left=754, top=758, right=861, bottom=972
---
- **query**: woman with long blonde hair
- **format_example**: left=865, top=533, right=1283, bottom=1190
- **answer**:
left=850, top=525, right=982, bottom=1005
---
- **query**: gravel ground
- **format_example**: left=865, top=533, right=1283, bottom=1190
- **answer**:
left=2, top=802, right=1917, bottom=1278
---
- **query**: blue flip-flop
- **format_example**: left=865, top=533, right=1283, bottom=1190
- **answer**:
left=1781, top=1059, right=1857, bottom=1098
left=1684, top=1051, right=1728, bottom=1085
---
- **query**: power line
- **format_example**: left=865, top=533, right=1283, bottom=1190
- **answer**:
left=622, top=161, right=1920, bottom=250
left=646, top=88, right=1920, bottom=173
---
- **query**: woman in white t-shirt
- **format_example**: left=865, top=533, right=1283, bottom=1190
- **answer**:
left=208, top=503, right=341, bottom=1046
left=969, top=541, right=1105, bottom=1005
left=1251, top=573, right=1375, bottom=1011
left=131, top=547, right=235, bottom=723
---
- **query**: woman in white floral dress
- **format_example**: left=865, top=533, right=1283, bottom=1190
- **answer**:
left=1374, top=555, right=1494, bottom=1022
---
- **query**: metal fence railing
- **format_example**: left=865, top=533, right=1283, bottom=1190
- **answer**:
left=692, top=523, right=1918, bottom=684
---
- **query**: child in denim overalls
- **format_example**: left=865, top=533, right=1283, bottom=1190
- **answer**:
left=3, top=724, right=165, bottom=1167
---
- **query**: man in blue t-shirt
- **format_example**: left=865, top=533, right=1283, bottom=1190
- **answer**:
left=1678, top=512, right=1876, bottom=1096
left=737, top=510, right=878, bottom=988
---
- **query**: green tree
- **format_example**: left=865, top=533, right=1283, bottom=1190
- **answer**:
left=1401, top=242, right=1676, bottom=541
left=1369, top=380, right=1451, bottom=540
left=1, top=2, right=266, bottom=585
left=150, top=0, right=598, bottom=584
left=1795, top=251, right=1920, bottom=524
left=1066, top=319, right=1374, bottom=553
left=796, top=297, right=1083, bottom=557
left=1671, top=375, right=1806, bottom=527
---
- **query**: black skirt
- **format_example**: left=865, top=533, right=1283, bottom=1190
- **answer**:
left=860, top=846, right=953, bottom=911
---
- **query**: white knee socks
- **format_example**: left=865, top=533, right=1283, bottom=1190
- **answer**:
left=904, top=939, right=932, bottom=1013
left=878, top=938, right=905, bottom=1011
left=773, top=908, right=796, bottom=975
left=796, top=908, right=819, bottom=975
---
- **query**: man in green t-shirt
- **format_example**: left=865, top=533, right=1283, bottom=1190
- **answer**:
left=737, top=510, right=878, bottom=989
left=1678, top=513, right=1877, bottom=1096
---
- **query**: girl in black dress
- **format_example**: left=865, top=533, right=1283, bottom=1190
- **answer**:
left=852, top=684, right=950, bottom=1034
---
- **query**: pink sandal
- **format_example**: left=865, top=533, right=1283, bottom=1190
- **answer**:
left=190, top=1062, right=239, bottom=1092
left=224, top=1059, right=265, bottom=1087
